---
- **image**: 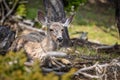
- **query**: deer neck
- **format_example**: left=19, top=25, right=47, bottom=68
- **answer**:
left=41, top=34, right=58, bottom=51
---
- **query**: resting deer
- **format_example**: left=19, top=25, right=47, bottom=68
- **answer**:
left=10, top=11, right=73, bottom=66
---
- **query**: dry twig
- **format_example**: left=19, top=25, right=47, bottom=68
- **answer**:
left=73, top=59, right=120, bottom=80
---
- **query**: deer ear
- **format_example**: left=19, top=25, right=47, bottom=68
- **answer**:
left=38, top=10, right=47, bottom=25
left=63, top=14, right=74, bottom=27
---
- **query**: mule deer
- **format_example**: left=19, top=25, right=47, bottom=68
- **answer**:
left=11, top=11, right=73, bottom=65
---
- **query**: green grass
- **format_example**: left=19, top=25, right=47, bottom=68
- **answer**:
left=70, top=4, right=120, bottom=44
left=69, top=25, right=120, bottom=44
left=73, top=4, right=115, bottom=27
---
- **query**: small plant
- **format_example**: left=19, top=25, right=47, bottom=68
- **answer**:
left=16, top=4, right=27, bottom=17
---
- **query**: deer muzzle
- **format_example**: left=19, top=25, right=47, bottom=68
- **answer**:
left=57, top=37, right=63, bottom=43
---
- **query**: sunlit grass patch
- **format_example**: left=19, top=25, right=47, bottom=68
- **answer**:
left=69, top=25, right=120, bottom=44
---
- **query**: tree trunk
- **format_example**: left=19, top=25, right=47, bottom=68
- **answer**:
left=43, top=0, right=66, bottom=22
left=115, top=0, right=120, bottom=37
left=43, top=0, right=72, bottom=47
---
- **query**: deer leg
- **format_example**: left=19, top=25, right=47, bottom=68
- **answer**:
left=51, top=57, right=66, bottom=68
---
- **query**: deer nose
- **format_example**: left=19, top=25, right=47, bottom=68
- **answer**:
left=57, top=37, right=63, bottom=42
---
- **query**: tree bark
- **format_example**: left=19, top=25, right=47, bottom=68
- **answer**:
left=115, top=0, right=120, bottom=37
left=43, top=0, right=66, bottom=22
left=43, top=0, right=72, bottom=47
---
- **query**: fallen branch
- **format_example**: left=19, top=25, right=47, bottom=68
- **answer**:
left=3, top=0, right=10, bottom=11
left=0, top=26, right=15, bottom=54
left=73, top=59, right=120, bottom=80
left=18, top=22, right=46, bottom=34
left=95, top=43, right=120, bottom=53
left=0, top=0, right=19, bottom=24
left=71, top=38, right=120, bottom=53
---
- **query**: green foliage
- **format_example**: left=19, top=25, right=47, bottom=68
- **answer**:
left=0, top=51, right=75, bottom=80
left=16, top=4, right=27, bottom=17
left=25, top=0, right=88, bottom=19
left=26, top=8, right=37, bottom=19
left=25, top=0, right=43, bottom=19
left=34, top=22, right=42, bottom=28
left=64, top=0, right=87, bottom=11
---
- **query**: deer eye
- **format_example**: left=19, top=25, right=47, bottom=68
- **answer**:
left=50, top=29, right=53, bottom=31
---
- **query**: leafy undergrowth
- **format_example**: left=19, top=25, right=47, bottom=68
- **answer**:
left=0, top=51, right=76, bottom=80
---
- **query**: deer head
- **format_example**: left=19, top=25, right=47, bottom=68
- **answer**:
left=38, top=10, right=73, bottom=44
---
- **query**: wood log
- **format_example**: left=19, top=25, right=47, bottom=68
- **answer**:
left=18, top=22, right=46, bottom=34
left=95, top=43, right=120, bottom=53
left=0, top=26, right=15, bottom=54
left=71, top=38, right=120, bottom=54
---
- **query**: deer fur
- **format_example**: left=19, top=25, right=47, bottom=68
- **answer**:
left=10, top=11, right=73, bottom=63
